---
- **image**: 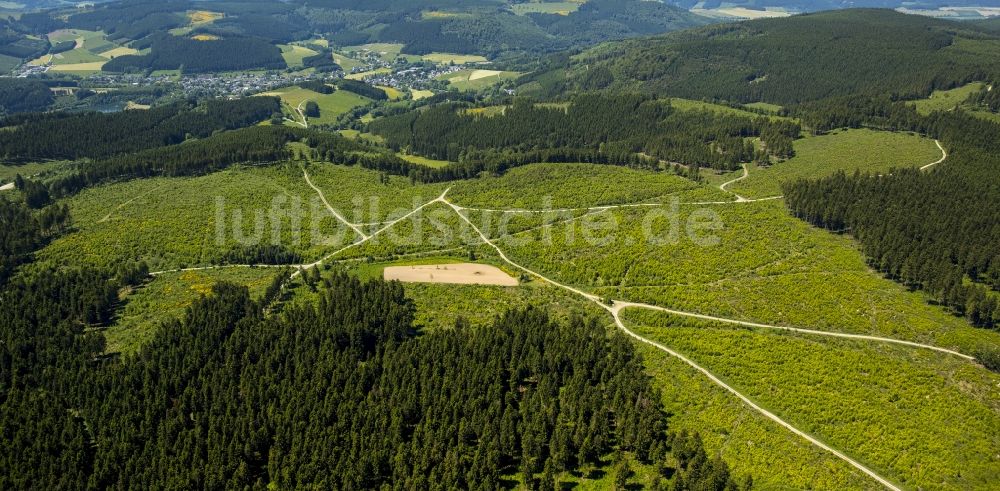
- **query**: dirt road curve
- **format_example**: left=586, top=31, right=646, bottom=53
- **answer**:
left=920, top=140, right=947, bottom=170
left=443, top=195, right=907, bottom=491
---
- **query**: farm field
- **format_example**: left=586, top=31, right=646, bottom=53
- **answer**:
left=728, top=129, right=943, bottom=199
left=26, top=28, right=142, bottom=73
left=38, top=164, right=355, bottom=271
left=623, top=311, right=1000, bottom=490
left=437, top=68, right=521, bottom=90
left=106, top=267, right=280, bottom=356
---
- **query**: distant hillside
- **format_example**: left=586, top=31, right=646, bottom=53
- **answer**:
left=521, top=9, right=1000, bottom=104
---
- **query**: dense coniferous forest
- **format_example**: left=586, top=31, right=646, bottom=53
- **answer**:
left=0, top=97, right=279, bottom=160
left=0, top=78, right=54, bottom=115
left=0, top=199, right=69, bottom=282
left=0, top=229, right=740, bottom=489
left=523, top=10, right=1000, bottom=104
left=370, top=95, right=798, bottom=171
left=47, top=125, right=303, bottom=196
left=68, top=0, right=191, bottom=40
left=785, top=109, right=1000, bottom=329
left=102, top=34, right=286, bottom=74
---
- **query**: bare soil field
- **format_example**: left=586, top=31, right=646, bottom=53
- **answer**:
left=384, top=263, right=518, bottom=286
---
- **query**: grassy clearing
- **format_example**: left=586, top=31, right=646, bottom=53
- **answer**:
left=398, top=153, right=451, bottom=168
left=623, top=311, right=1000, bottom=490
left=743, top=101, right=784, bottom=113
left=510, top=1, right=581, bottom=15
left=691, top=7, right=791, bottom=19
left=420, top=10, right=474, bottom=19
left=278, top=44, right=319, bottom=68
left=910, top=82, right=987, bottom=115
left=106, top=267, right=279, bottom=356
left=421, top=52, right=488, bottom=64
left=0, top=161, right=70, bottom=183
left=40, top=164, right=355, bottom=271
left=257, top=86, right=370, bottom=125
left=730, top=129, right=942, bottom=199
left=668, top=97, right=795, bottom=122
left=187, top=10, right=223, bottom=25
left=448, top=163, right=707, bottom=209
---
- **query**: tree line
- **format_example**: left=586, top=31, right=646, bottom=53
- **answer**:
left=369, top=94, right=798, bottom=172
left=0, top=220, right=746, bottom=488
left=102, top=33, right=286, bottom=74
left=784, top=107, right=1000, bottom=330
left=0, top=97, right=280, bottom=160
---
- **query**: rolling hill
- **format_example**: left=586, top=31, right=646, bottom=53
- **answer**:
left=520, top=9, right=1000, bottom=103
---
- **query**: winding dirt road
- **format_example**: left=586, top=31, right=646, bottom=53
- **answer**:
left=920, top=140, right=947, bottom=171
left=442, top=194, right=921, bottom=491
left=719, top=164, right=751, bottom=202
